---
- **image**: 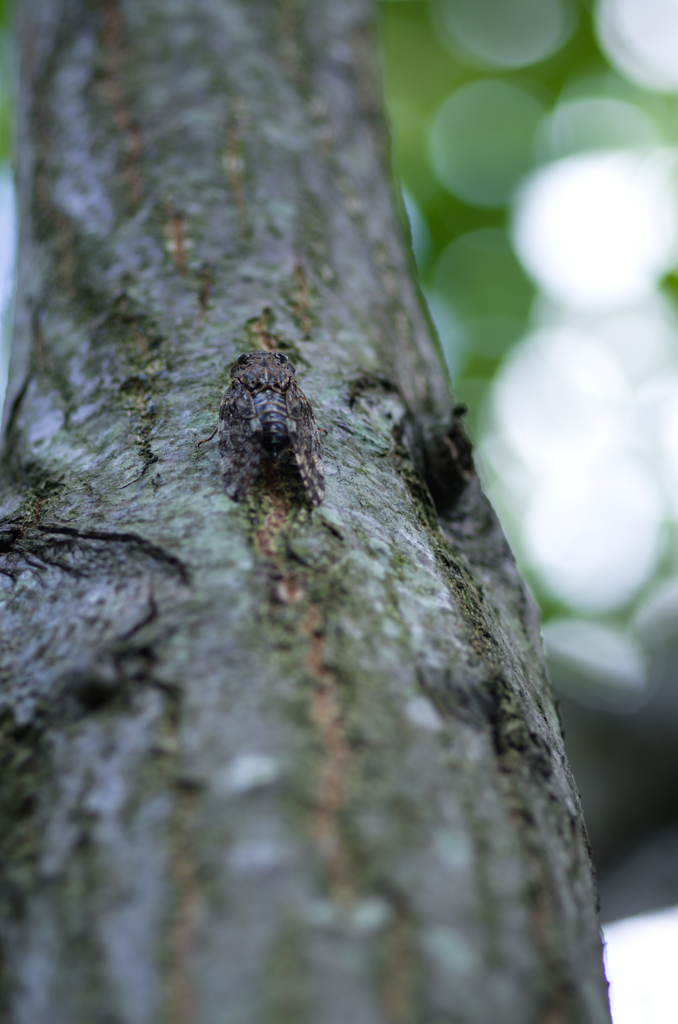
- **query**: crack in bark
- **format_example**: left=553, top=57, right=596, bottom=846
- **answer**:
left=405, top=465, right=595, bottom=1015
left=35, top=524, right=190, bottom=583
left=277, top=0, right=303, bottom=82
left=379, top=914, right=419, bottom=1024
left=32, top=311, right=46, bottom=373
left=0, top=713, right=50, bottom=979
left=304, top=606, right=355, bottom=904
left=0, top=527, right=22, bottom=556
left=59, top=644, right=156, bottom=713
left=224, top=110, right=248, bottom=238
left=417, top=407, right=475, bottom=515
left=290, top=262, right=312, bottom=338
left=99, top=1, right=143, bottom=213
left=346, top=372, right=399, bottom=410
left=164, top=207, right=189, bottom=275
left=166, top=786, right=202, bottom=1024
left=243, top=307, right=284, bottom=354
left=198, top=268, right=212, bottom=319
left=1, top=376, right=30, bottom=448
left=251, top=477, right=357, bottom=904
left=119, top=372, right=160, bottom=476
left=344, top=374, right=474, bottom=519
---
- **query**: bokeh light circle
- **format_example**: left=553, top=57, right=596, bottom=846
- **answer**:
left=542, top=618, right=648, bottom=707
left=480, top=305, right=678, bottom=612
left=524, top=456, right=663, bottom=611
left=538, top=97, right=662, bottom=159
left=429, top=80, right=545, bottom=207
left=596, top=0, right=678, bottom=92
left=512, top=150, right=678, bottom=307
left=430, top=0, right=575, bottom=70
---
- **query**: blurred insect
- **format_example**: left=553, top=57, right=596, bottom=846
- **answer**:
left=204, top=351, right=325, bottom=507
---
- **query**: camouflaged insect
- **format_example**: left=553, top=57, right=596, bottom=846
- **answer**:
left=218, top=351, right=325, bottom=507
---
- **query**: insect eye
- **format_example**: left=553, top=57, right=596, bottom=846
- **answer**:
left=231, top=354, right=249, bottom=375
left=278, top=353, right=288, bottom=362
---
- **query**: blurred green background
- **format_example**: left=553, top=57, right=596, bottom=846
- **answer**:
left=379, top=0, right=678, bottom=919
left=381, top=0, right=580, bottom=418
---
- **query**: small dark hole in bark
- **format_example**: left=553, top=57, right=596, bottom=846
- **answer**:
left=419, top=407, right=475, bottom=514
left=0, top=528, right=22, bottom=554
left=63, top=652, right=122, bottom=711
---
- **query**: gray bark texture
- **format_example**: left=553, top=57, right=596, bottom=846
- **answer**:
left=0, top=1, right=610, bottom=1022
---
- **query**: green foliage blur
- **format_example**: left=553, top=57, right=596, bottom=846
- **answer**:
left=379, top=0, right=678, bottom=689
left=378, top=0, right=654, bottom=435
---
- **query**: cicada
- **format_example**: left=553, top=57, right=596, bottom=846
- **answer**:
left=217, top=351, right=325, bottom=507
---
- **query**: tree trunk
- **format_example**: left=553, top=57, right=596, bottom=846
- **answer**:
left=0, top=1, right=610, bottom=1022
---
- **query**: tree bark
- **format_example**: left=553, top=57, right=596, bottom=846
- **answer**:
left=0, top=1, right=610, bottom=1022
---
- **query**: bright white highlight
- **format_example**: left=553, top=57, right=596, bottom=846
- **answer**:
left=481, top=299, right=678, bottom=612
left=604, top=904, right=678, bottom=1024
left=513, top=151, right=678, bottom=308
left=596, top=0, right=678, bottom=92
left=634, top=574, right=678, bottom=644
left=542, top=618, right=648, bottom=709
left=525, top=456, right=662, bottom=610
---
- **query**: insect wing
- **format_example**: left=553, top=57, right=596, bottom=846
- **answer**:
left=218, top=379, right=262, bottom=501
left=286, top=380, right=325, bottom=507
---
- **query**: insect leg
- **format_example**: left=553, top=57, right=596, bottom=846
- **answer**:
left=198, top=424, right=219, bottom=446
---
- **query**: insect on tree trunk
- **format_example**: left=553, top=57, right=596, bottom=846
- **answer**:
left=0, top=1, right=611, bottom=1022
